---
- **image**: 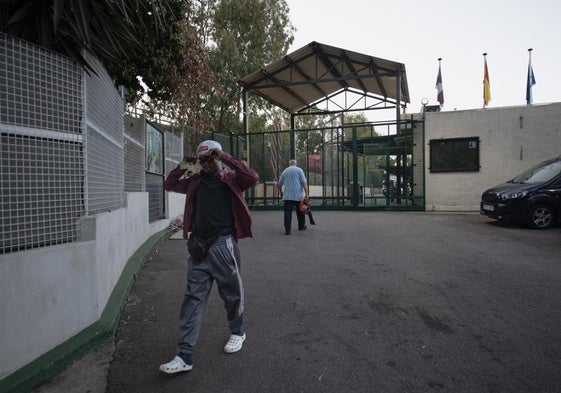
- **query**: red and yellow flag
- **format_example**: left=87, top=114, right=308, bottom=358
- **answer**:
left=483, top=54, right=491, bottom=107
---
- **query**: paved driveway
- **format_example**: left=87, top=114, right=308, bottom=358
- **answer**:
left=106, top=211, right=561, bottom=393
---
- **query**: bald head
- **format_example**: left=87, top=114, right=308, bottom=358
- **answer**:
left=289, top=159, right=297, bottom=166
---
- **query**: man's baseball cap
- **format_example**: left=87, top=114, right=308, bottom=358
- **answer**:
left=197, top=140, right=222, bottom=157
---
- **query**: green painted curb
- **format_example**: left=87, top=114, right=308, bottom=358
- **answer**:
left=0, top=228, right=173, bottom=393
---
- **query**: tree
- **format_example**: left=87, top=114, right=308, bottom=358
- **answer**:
left=3, top=0, right=154, bottom=69
left=342, top=113, right=378, bottom=139
left=206, top=0, right=294, bottom=131
left=2, top=0, right=295, bottom=134
left=2, top=0, right=215, bottom=122
left=142, top=16, right=217, bottom=131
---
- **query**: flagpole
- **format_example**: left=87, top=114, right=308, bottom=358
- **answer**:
left=526, top=48, right=535, bottom=105
left=435, top=58, right=444, bottom=109
left=483, top=53, right=491, bottom=108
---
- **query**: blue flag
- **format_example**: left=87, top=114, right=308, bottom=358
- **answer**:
left=526, top=54, right=536, bottom=105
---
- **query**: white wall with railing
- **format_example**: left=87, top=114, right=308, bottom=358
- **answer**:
left=0, top=33, right=185, bottom=380
left=423, top=103, right=561, bottom=211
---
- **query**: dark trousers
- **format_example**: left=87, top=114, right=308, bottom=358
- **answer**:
left=284, top=200, right=305, bottom=231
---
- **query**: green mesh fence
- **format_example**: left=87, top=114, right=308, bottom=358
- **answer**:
left=184, top=119, right=424, bottom=211
left=242, top=119, right=424, bottom=211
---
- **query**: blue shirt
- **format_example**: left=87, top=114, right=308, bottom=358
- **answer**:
left=278, top=165, right=306, bottom=201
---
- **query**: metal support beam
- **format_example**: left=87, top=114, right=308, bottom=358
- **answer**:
left=242, top=88, right=249, bottom=165
left=352, top=125, right=359, bottom=207
left=396, top=72, right=401, bottom=133
left=290, top=114, right=295, bottom=159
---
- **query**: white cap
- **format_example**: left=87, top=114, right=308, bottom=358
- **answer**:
left=197, top=140, right=222, bottom=157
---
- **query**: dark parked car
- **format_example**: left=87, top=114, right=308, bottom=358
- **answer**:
left=480, top=155, right=561, bottom=229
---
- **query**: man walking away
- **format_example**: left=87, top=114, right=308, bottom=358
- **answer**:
left=278, top=159, right=309, bottom=235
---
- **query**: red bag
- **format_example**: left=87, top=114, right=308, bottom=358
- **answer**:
left=299, top=198, right=315, bottom=225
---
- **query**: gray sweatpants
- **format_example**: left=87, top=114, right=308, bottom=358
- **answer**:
left=178, top=234, right=244, bottom=356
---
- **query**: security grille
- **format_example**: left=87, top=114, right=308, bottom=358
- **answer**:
left=0, top=33, right=84, bottom=253
left=0, top=33, right=82, bottom=133
left=0, top=133, right=84, bottom=253
left=146, top=172, right=164, bottom=221
left=85, top=125, right=124, bottom=214
left=1, top=33, right=196, bottom=254
left=124, top=113, right=146, bottom=192
left=164, top=129, right=183, bottom=176
left=246, top=120, right=425, bottom=210
left=412, top=121, right=425, bottom=202
left=83, top=52, right=124, bottom=215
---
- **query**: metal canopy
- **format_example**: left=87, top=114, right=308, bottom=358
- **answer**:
left=238, top=41, right=410, bottom=115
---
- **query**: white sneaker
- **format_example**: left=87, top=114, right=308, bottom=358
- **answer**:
left=159, top=356, right=193, bottom=374
left=224, top=333, right=246, bottom=353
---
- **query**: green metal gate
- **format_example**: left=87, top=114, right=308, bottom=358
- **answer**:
left=239, top=118, right=425, bottom=211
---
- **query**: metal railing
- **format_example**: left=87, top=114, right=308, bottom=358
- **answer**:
left=1, top=33, right=85, bottom=253
left=245, top=120, right=425, bottom=210
left=0, top=33, right=185, bottom=254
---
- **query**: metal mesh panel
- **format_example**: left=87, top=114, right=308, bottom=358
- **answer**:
left=84, top=52, right=124, bottom=214
left=248, top=128, right=347, bottom=207
left=246, top=131, right=287, bottom=205
left=0, top=33, right=204, bottom=252
left=0, top=32, right=82, bottom=133
left=294, top=128, right=343, bottom=192
left=146, top=172, right=164, bottom=221
left=211, top=132, right=235, bottom=156
left=83, top=52, right=124, bottom=143
left=0, top=33, right=85, bottom=254
left=246, top=120, right=424, bottom=210
left=164, top=130, right=183, bottom=177
left=124, top=113, right=146, bottom=192
left=85, top=125, right=124, bottom=214
left=318, top=127, right=345, bottom=203
left=412, top=121, right=425, bottom=204
left=0, top=132, right=84, bottom=253
left=190, top=131, right=244, bottom=158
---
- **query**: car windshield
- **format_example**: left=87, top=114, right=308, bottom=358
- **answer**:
left=511, top=159, right=561, bottom=184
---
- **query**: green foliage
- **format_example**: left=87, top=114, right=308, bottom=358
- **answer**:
left=207, top=0, right=294, bottom=131
left=342, top=113, right=378, bottom=139
left=2, top=0, right=212, bottom=113
left=3, top=0, right=295, bottom=134
left=5, top=1, right=169, bottom=71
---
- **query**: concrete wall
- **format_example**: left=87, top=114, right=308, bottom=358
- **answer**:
left=167, top=190, right=186, bottom=223
left=0, top=191, right=185, bottom=380
left=423, top=102, right=561, bottom=211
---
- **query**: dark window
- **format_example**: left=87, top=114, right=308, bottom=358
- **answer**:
left=429, top=137, right=480, bottom=173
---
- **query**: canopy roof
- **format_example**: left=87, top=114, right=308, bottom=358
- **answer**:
left=238, top=41, right=410, bottom=115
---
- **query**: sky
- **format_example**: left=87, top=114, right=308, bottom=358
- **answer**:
left=285, top=0, right=561, bottom=116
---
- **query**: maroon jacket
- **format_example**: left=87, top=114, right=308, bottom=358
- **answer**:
left=163, top=153, right=259, bottom=241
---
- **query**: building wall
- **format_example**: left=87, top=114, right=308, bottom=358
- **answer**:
left=423, top=102, right=561, bottom=211
left=0, top=192, right=184, bottom=380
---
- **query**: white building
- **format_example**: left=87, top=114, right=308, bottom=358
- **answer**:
left=423, top=102, right=561, bottom=211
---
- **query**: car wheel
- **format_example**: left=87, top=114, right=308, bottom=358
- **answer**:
left=526, top=204, right=555, bottom=229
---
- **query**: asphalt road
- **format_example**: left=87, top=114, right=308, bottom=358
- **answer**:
left=35, top=211, right=561, bottom=393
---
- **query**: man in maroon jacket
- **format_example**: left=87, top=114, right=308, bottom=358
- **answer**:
left=159, top=140, right=259, bottom=374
